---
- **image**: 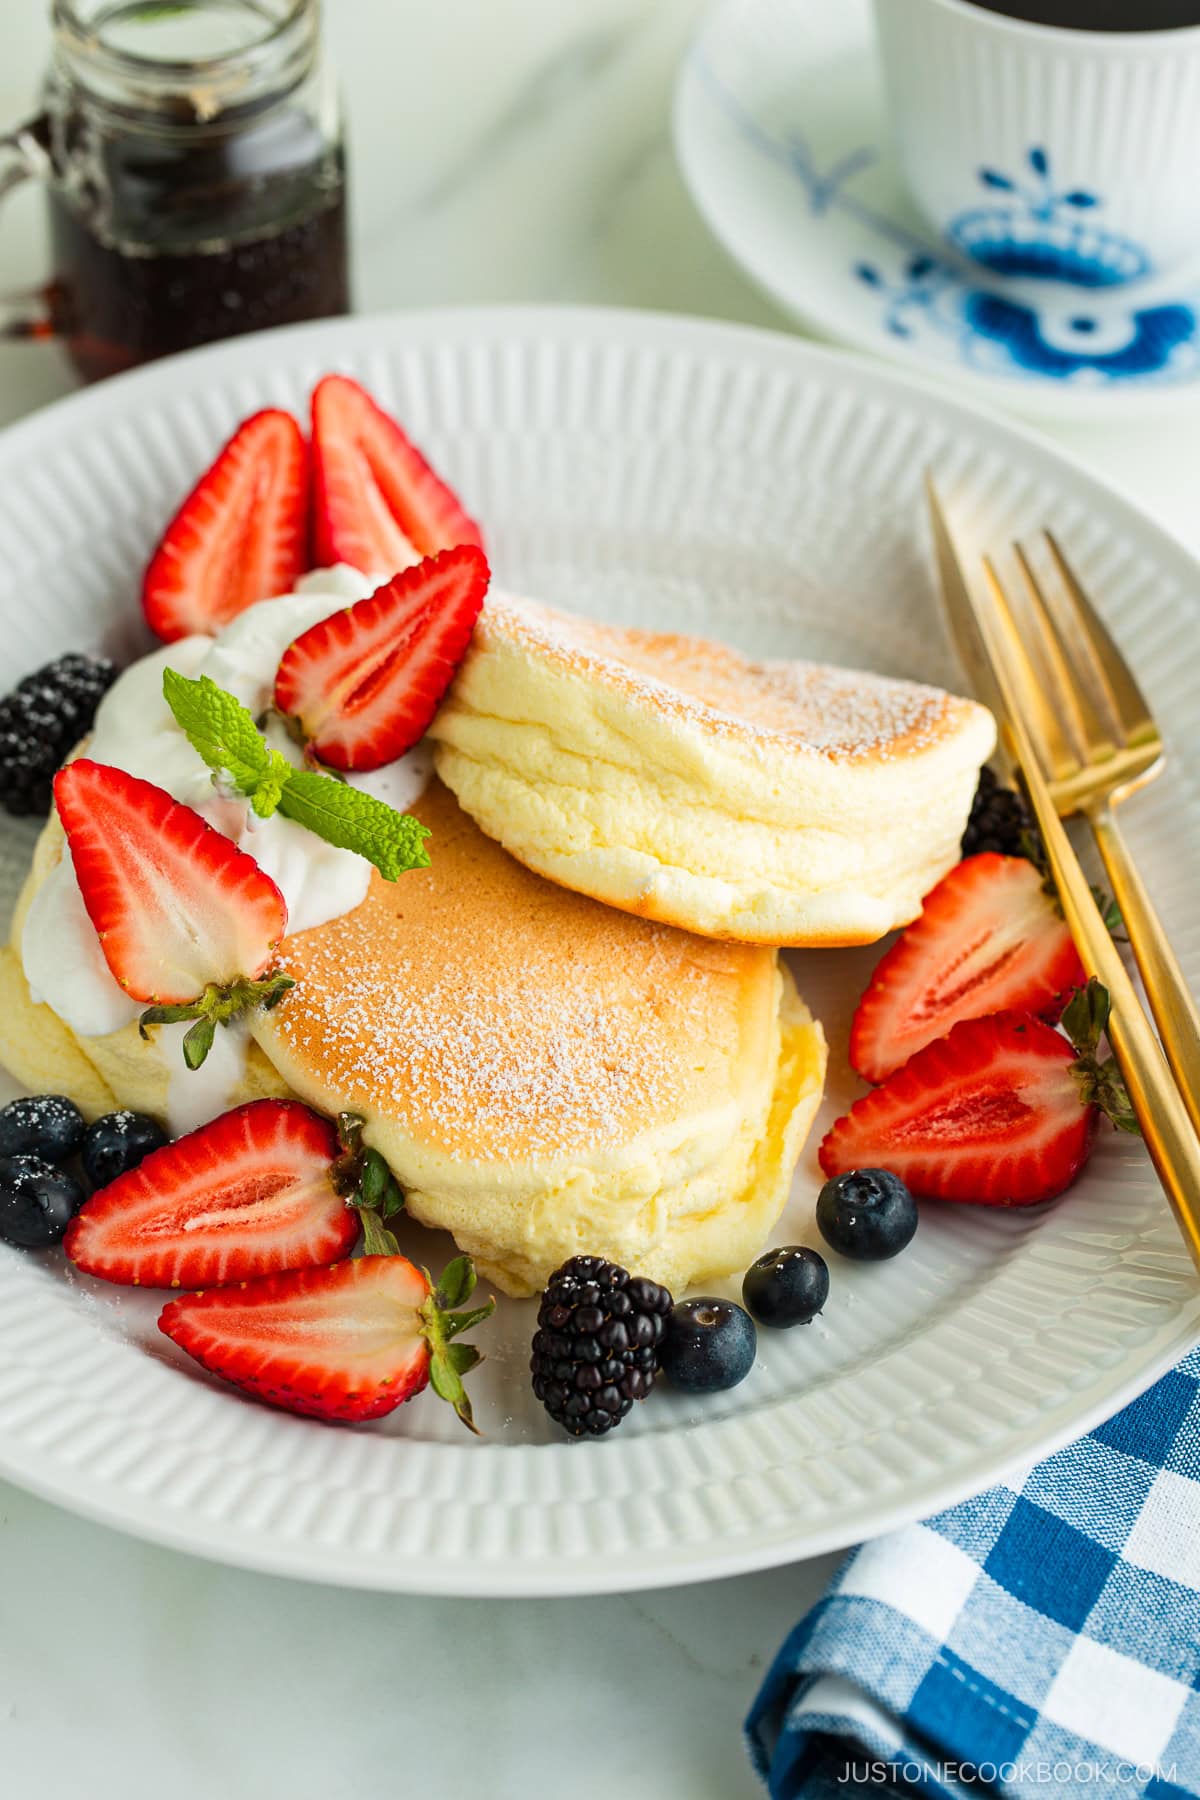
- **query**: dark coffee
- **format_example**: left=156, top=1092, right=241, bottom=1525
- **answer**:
left=964, top=0, right=1200, bottom=28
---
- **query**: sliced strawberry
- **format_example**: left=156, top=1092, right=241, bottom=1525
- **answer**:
left=850, top=854, right=1085, bottom=1084
left=142, top=409, right=308, bottom=644
left=159, top=1253, right=495, bottom=1429
left=821, top=1011, right=1100, bottom=1206
left=273, top=543, right=489, bottom=770
left=310, top=374, right=484, bottom=576
left=53, top=760, right=290, bottom=1066
left=65, top=1100, right=358, bottom=1289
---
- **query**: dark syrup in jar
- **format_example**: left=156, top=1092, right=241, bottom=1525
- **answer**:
left=45, top=89, right=349, bottom=381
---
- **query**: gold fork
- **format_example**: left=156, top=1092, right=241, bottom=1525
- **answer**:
left=983, top=532, right=1200, bottom=1142
left=927, top=479, right=1200, bottom=1270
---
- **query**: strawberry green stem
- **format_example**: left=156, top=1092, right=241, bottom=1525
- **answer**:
left=139, top=971, right=295, bottom=1069
left=1062, top=978, right=1141, bottom=1136
left=420, top=1257, right=496, bottom=1434
left=332, top=1112, right=408, bottom=1255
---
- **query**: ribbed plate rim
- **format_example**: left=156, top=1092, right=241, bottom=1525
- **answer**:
left=0, top=304, right=1197, bottom=1596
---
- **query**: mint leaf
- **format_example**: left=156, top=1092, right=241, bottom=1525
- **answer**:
left=163, top=670, right=295, bottom=819
left=163, top=670, right=267, bottom=790
left=279, top=770, right=431, bottom=881
left=165, top=670, right=432, bottom=880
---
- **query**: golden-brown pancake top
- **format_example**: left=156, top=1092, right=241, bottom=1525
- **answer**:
left=476, top=595, right=975, bottom=761
left=261, top=782, right=778, bottom=1163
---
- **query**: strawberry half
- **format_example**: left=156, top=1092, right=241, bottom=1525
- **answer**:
left=821, top=983, right=1135, bottom=1206
left=159, top=1252, right=495, bottom=1430
left=310, top=373, right=484, bottom=576
left=53, top=759, right=291, bottom=1067
left=142, top=408, right=308, bottom=644
left=850, top=853, right=1085, bottom=1083
left=273, top=543, right=489, bottom=771
left=65, top=1100, right=359, bottom=1289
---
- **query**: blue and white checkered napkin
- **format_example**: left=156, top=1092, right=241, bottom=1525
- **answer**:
left=747, top=1350, right=1200, bottom=1799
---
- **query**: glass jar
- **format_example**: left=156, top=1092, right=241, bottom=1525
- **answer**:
left=0, top=0, right=349, bottom=381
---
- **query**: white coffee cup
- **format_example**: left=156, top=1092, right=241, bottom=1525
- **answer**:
left=872, top=0, right=1200, bottom=286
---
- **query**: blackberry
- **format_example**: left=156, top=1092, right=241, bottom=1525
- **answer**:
left=0, top=653, right=119, bottom=817
left=961, top=766, right=1040, bottom=862
left=531, top=1255, right=673, bottom=1438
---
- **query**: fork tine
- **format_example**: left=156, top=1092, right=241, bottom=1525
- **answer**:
left=1012, top=539, right=1121, bottom=767
left=979, top=554, right=1075, bottom=785
left=984, top=548, right=1082, bottom=784
left=1043, top=530, right=1159, bottom=750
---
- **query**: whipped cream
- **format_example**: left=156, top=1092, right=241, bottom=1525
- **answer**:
left=22, top=565, right=433, bottom=1129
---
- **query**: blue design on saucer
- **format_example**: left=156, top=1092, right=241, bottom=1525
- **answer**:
left=947, top=148, right=1149, bottom=288
left=854, top=254, right=944, bottom=338
left=692, top=55, right=1200, bottom=390
left=963, top=294, right=1197, bottom=378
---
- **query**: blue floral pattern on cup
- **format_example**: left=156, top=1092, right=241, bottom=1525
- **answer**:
left=947, top=148, right=1150, bottom=289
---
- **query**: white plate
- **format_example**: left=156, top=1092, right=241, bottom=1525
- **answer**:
left=0, top=306, right=1197, bottom=1596
left=673, top=0, right=1200, bottom=422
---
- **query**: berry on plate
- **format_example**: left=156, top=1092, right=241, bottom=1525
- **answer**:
left=311, top=374, right=484, bottom=577
left=742, top=1244, right=830, bottom=1326
left=81, top=1110, right=168, bottom=1188
left=159, top=1251, right=494, bottom=1430
left=961, top=766, right=1038, bottom=861
left=0, top=1094, right=85, bottom=1164
left=66, top=1099, right=360, bottom=1289
left=815, top=1170, right=918, bottom=1261
left=531, top=1256, right=673, bottom=1438
left=0, top=1155, right=84, bottom=1249
left=142, top=408, right=308, bottom=644
left=660, top=1298, right=757, bottom=1393
left=850, top=853, right=1085, bottom=1083
left=822, top=980, right=1136, bottom=1207
left=53, top=759, right=292, bottom=1068
left=0, top=653, right=118, bottom=818
left=274, top=544, right=489, bottom=771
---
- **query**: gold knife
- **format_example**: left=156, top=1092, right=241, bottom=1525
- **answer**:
left=926, top=476, right=1200, bottom=1270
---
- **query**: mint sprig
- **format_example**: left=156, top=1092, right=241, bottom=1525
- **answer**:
left=162, top=670, right=431, bottom=880
left=281, top=770, right=430, bottom=881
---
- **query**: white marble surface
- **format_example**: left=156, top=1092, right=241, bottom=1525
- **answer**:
left=1, top=3, right=1199, bottom=1796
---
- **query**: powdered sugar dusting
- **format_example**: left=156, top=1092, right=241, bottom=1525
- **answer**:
left=482, top=595, right=962, bottom=760
left=264, top=785, right=769, bottom=1161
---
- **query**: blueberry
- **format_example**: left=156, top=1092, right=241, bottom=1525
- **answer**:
left=816, top=1168, right=918, bottom=1261
left=659, top=1297, right=757, bottom=1393
left=0, top=1154, right=84, bottom=1248
left=82, top=1110, right=168, bottom=1189
left=0, top=1094, right=85, bottom=1163
left=743, top=1245, right=829, bottom=1328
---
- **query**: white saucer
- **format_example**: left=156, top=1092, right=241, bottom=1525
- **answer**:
left=673, top=0, right=1200, bottom=421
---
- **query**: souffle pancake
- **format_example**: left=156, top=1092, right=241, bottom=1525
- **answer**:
left=2, top=779, right=826, bottom=1297
left=430, top=594, right=996, bottom=945
left=252, top=782, right=828, bottom=1297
